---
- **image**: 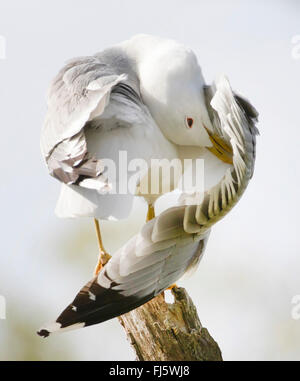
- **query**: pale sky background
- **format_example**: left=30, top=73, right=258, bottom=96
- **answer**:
left=0, top=0, right=299, bottom=360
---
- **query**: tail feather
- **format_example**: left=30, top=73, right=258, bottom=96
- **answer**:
left=37, top=275, right=155, bottom=338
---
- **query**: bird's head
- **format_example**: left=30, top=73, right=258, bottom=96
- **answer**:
left=135, top=35, right=213, bottom=148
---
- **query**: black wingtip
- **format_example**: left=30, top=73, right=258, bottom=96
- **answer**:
left=54, top=276, right=155, bottom=330
left=37, top=329, right=50, bottom=338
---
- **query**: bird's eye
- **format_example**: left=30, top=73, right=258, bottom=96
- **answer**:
left=186, top=117, right=194, bottom=128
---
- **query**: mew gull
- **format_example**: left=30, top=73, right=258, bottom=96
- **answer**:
left=38, top=35, right=258, bottom=336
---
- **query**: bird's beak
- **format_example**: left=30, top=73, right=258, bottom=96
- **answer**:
left=204, top=126, right=233, bottom=164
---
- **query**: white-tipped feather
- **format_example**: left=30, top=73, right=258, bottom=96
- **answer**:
left=38, top=322, right=85, bottom=337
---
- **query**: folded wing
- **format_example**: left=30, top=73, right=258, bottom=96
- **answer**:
left=41, top=55, right=128, bottom=188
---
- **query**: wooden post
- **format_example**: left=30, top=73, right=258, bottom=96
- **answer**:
left=118, top=287, right=222, bottom=361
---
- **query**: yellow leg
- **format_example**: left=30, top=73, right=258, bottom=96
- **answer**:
left=146, top=203, right=155, bottom=222
left=93, top=219, right=111, bottom=276
left=166, top=283, right=178, bottom=290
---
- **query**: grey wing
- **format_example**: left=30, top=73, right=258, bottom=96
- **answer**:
left=37, top=216, right=210, bottom=335
left=41, top=54, right=129, bottom=187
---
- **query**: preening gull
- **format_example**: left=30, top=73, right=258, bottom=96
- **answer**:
left=38, top=34, right=258, bottom=337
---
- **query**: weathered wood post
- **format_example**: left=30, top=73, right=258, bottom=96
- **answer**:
left=118, top=287, right=222, bottom=361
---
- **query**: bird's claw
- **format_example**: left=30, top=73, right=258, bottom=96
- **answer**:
left=94, top=251, right=112, bottom=276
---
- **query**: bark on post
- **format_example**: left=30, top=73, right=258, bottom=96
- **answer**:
left=118, top=287, right=222, bottom=361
